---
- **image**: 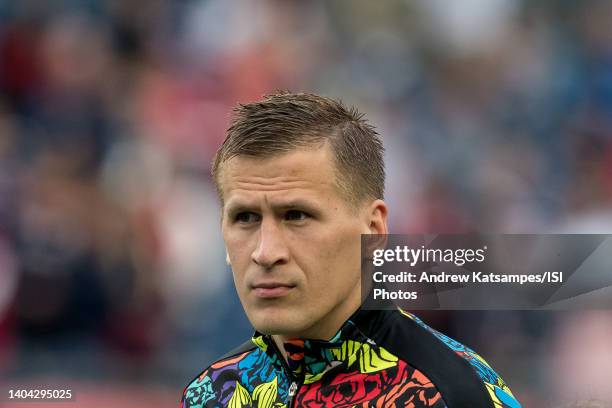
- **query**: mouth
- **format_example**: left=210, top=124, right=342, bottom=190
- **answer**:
left=251, top=282, right=296, bottom=298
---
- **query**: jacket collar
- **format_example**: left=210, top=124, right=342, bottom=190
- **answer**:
left=250, top=307, right=379, bottom=382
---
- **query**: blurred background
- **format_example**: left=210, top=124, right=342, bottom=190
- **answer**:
left=0, top=0, right=611, bottom=406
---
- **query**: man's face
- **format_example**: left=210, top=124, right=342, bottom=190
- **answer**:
left=220, top=145, right=384, bottom=340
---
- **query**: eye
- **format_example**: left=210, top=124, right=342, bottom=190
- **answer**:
left=235, top=212, right=261, bottom=224
left=285, top=210, right=309, bottom=222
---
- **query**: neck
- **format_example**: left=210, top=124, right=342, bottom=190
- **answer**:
left=270, top=297, right=362, bottom=362
left=271, top=336, right=288, bottom=360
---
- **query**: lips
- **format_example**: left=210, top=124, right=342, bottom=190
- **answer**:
left=251, top=282, right=296, bottom=298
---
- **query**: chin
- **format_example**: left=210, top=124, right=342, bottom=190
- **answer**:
left=250, top=310, right=309, bottom=337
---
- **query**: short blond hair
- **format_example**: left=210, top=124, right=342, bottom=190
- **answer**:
left=212, top=92, right=385, bottom=207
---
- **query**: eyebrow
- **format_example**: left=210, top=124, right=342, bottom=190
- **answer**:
left=274, top=198, right=321, bottom=211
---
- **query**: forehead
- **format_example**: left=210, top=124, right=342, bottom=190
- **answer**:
left=220, top=146, right=340, bottom=203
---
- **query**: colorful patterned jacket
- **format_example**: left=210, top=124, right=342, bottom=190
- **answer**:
left=181, top=308, right=521, bottom=407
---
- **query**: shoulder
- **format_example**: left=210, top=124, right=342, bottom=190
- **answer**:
left=370, top=309, right=521, bottom=408
left=181, top=340, right=256, bottom=408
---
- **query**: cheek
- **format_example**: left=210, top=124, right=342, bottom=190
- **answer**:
left=333, top=222, right=363, bottom=254
left=311, top=226, right=362, bottom=280
left=223, top=232, right=252, bottom=278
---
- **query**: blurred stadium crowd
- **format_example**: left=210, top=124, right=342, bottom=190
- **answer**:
left=0, top=0, right=611, bottom=406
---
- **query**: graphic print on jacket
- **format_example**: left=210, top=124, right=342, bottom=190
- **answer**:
left=181, top=308, right=521, bottom=408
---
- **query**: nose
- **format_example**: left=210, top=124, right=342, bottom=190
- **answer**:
left=251, top=218, right=289, bottom=269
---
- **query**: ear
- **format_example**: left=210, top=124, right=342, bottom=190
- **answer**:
left=364, top=199, right=388, bottom=235
left=362, top=199, right=388, bottom=261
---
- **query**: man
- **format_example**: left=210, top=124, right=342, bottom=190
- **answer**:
left=181, top=92, right=521, bottom=407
